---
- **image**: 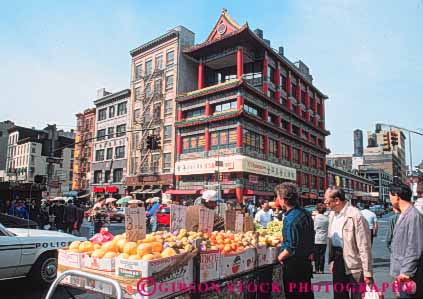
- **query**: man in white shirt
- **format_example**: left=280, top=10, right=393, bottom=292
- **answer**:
left=414, top=189, right=423, bottom=215
left=254, top=199, right=273, bottom=227
left=360, top=203, right=378, bottom=246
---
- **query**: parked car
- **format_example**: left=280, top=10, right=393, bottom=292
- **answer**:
left=0, top=213, right=38, bottom=229
left=0, top=222, right=84, bottom=284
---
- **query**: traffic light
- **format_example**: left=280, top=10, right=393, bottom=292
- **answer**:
left=383, top=132, right=391, bottom=151
left=390, top=131, right=399, bottom=147
left=145, top=135, right=161, bottom=150
left=146, top=135, right=153, bottom=150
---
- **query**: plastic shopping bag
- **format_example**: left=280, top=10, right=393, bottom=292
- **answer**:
left=89, top=227, right=114, bottom=244
left=363, top=285, right=384, bottom=299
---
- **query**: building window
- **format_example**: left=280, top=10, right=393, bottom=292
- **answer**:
left=292, top=125, right=300, bottom=136
left=98, top=108, right=107, bottom=121
left=135, top=64, right=142, bottom=80
left=164, top=125, right=172, bottom=143
left=115, top=146, right=125, bottom=159
left=292, top=148, right=300, bottom=164
left=182, top=134, right=205, bottom=153
left=94, top=171, right=103, bottom=184
left=135, top=87, right=142, bottom=101
left=303, top=152, right=309, bottom=166
left=165, top=74, right=174, bottom=90
left=153, top=103, right=161, bottom=119
left=133, top=109, right=140, bottom=122
left=268, top=89, right=275, bottom=99
left=151, top=155, right=160, bottom=172
left=104, top=170, right=111, bottom=183
left=165, top=100, right=172, bottom=115
left=311, top=155, right=317, bottom=168
left=106, top=148, right=113, bottom=160
left=166, top=50, right=174, bottom=66
left=145, top=60, right=153, bottom=76
left=268, top=66, right=275, bottom=83
left=154, top=79, right=162, bottom=94
left=291, top=82, right=297, bottom=98
left=183, top=107, right=204, bottom=119
left=107, top=127, right=114, bottom=139
left=155, top=55, right=163, bottom=70
left=281, top=74, right=287, bottom=92
left=269, top=138, right=278, bottom=158
left=303, top=173, right=309, bottom=187
left=244, top=103, right=260, bottom=117
left=163, top=153, right=171, bottom=170
left=311, top=175, right=317, bottom=189
left=97, top=129, right=106, bottom=141
left=320, top=177, right=325, bottom=190
left=113, top=168, right=123, bottom=183
left=213, top=100, right=237, bottom=113
left=281, top=119, right=289, bottom=130
left=282, top=144, right=289, bottom=160
left=211, top=129, right=236, bottom=150
left=144, top=83, right=152, bottom=97
left=109, top=106, right=115, bottom=118
left=117, top=102, right=127, bottom=116
left=95, top=149, right=104, bottom=161
left=268, top=113, right=277, bottom=125
left=116, top=124, right=126, bottom=137
left=243, top=129, right=264, bottom=153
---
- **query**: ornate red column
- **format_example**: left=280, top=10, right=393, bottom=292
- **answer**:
left=313, top=95, right=318, bottom=127
left=286, top=71, right=292, bottom=110
left=236, top=187, right=243, bottom=203
left=198, top=62, right=204, bottom=89
left=262, top=52, right=268, bottom=94
left=274, top=63, right=281, bottom=103
left=176, top=133, right=182, bottom=155
left=288, top=123, right=293, bottom=135
left=205, top=128, right=210, bottom=151
left=237, top=94, right=244, bottom=110
left=296, top=79, right=302, bottom=115
left=236, top=48, right=244, bottom=79
left=205, top=101, right=211, bottom=116
left=288, top=145, right=292, bottom=161
left=299, top=148, right=303, bottom=165
left=177, top=109, right=182, bottom=121
left=263, top=136, right=269, bottom=155
left=320, top=99, right=325, bottom=129
left=276, top=141, right=281, bottom=159
left=305, top=87, right=311, bottom=121
left=236, top=124, right=243, bottom=148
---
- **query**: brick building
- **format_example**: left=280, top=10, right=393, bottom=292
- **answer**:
left=172, top=10, right=330, bottom=203
left=72, top=108, right=96, bottom=191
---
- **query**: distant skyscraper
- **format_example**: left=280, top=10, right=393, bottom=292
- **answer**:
left=353, top=129, right=363, bottom=157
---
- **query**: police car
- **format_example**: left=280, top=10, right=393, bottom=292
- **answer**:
left=0, top=223, right=85, bottom=284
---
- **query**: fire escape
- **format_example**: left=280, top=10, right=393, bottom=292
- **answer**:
left=76, top=124, right=90, bottom=190
left=134, top=66, right=165, bottom=176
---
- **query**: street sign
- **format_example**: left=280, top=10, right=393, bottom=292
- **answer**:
left=47, top=157, right=63, bottom=164
left=215, top=161, right=223, bottom=167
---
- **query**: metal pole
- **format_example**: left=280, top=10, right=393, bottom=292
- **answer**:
left=408, top=131, right=413, bottom=175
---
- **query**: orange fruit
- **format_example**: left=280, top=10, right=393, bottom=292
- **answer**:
left=123, top=242, right=138, bottom=255
left=104, top=252, right=117, bottom=259
left=137, top=243, right=153, bottom=257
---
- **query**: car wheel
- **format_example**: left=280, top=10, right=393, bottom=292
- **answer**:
left=29, top=251, right=58, bottom=285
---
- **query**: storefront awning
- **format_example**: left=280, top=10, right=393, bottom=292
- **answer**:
left=164, top=189, right=202, bottom=195
left=140, top=189, right=152, bottom=194
left=131, top=189, right=143, bottom=194
left=244, top=190, right=275, bottom=197
left=149, top=188, right=162, bottom=194
left=93, top=187, right=104, bottom=193
left=105, top=186, right=118, bottom=193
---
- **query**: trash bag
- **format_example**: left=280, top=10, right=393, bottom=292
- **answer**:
left=89, top=227, right=114, bottom=244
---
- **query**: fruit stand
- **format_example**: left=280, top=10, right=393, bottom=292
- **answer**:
left=48, top=206, right=286, bottom=299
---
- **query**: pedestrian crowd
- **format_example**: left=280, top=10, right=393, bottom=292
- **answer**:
left=270, top=182, right=423, bottom=299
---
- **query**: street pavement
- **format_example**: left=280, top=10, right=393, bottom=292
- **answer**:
left=1, top=215, right=397, bottom=299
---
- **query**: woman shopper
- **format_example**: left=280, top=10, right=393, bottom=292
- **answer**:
left=313, top=203, right=329, bottom=274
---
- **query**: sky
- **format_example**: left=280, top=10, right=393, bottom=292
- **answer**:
left=1, top=0, right=422, bottom=166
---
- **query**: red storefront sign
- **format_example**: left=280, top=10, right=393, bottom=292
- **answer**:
left=106, top=186, right=118, bottom=193
left=93, top=187, right=105, bottom=193
left=126, top=174, right=173, bottom=186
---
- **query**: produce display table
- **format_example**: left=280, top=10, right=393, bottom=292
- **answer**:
left=54, top=262, right=285, bottom=299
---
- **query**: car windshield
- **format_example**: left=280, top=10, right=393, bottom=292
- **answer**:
left=0, top=222, right=15, bottom=236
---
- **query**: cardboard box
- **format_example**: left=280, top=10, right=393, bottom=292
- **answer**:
left=82, top=254, right=115, bottom=272
left=220, top=251, right=245, bottom=278
left=266, top=246, right=281, bottom=265
left=256, top=245, right=268, bottom=267
left=61, top=274, right=86, bottom=289
left=242, top=248, right=256, bottom=272
left=200, top=249, right=221, bottom=282
left=85, top=277, right=115, bottom=296
left=58, top=249, right=84, bottom=268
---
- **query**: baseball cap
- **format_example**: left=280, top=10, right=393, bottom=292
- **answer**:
left=202, top=190, right=217, bottom=202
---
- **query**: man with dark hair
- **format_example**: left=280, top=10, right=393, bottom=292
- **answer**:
left=275, top=182, right=314, bottom=299
left=360, top=203, right=378, bottom=245
left=325, top=186, right=373, bottom=299
left=389, top=183, right=423, bottom=298
left=63, top=199, right=77, bottom=234
left=254, top=199, right=273, bottom=227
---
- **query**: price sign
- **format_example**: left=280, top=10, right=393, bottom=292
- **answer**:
left=170, top=204, right=187, bottom=231
left=198, top=207, right=215, bottom=233
left=235, top=213, right=244, bottom=233
left=125, top=207, right=146, bottom=242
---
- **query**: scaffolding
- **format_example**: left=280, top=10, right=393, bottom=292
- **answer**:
left=133, top=66, right=165, bottom=176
